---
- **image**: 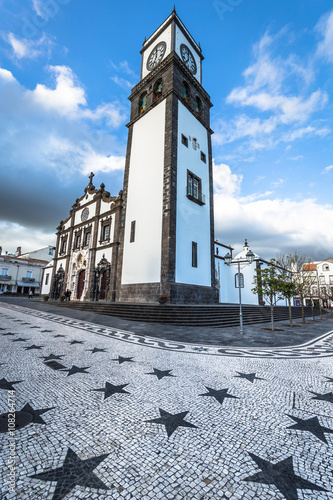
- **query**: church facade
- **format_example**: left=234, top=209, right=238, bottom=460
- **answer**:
left=50, top=10, right=218, bottom=304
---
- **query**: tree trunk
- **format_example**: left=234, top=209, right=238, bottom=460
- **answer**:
left=300, top=294, right=305, bottom=323
left=311, top=299, right=315, bottom=321
left=288, top=297, right=293, bottom=327
left=270, top=304, right=274, bottom=330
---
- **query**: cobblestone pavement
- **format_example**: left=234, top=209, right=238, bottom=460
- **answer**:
left=0, top=302, right=332, bottom=499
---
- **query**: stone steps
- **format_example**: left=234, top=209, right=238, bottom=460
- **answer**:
left=51, top=301, right=320, bottom=327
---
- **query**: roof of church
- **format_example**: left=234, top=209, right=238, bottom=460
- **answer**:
left=233, top=239, right=260, bottom=262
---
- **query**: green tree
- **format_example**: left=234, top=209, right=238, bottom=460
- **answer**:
left=252, top=260, right=286, bottom=331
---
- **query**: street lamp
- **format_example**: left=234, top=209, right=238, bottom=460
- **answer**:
left=224, top=245, right=255, bottom=335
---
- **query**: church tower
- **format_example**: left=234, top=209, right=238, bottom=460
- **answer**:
left=117, top=9, right=217, bottom=304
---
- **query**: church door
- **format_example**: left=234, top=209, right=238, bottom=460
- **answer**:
left=77, top=270, right=85, bottom=299
left=100, top=271, right=107, bottom=300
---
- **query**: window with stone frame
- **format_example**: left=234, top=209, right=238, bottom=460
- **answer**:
left=323, top=264, right=330, bottom=271
left=330, top=275, right=333, bottom=285
left=45, top=273, right=50, bottom=285
left=100, top=219, right=111, bottom=243
left=74, top=232, right=81, bottom=250
left=319, top=275, right=325, bottom=285
left=83, top=228, right=92, bottom=247
left=60, top=237, right=67, bottom=255
left=186, top=170, right=205, bottom=205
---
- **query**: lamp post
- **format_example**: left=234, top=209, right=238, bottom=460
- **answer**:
left=224, top=246, right=255, bottom=335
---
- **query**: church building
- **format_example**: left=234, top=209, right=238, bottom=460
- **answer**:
left=50, top=9, right=218, bottom=304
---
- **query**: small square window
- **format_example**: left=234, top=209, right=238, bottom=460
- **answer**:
left=201, top=151, right=206, bottom=163
left=181, top=134, right=188, bottom=147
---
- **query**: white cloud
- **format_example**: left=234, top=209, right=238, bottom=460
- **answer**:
left=271, top=178, right=285, bottom=189
left=213, top=162, right=242, bottom=196
left=214, top=163, right=333, bottom=259
left=5, top=32, right=54, bottom=60
left=287, top=155, right=304, bottom=161
left=0, top=64, right=127, bottom=180
left=31, top=65, right=87, bottom=116
left=322, top=165, right=333, bottom=174
left=0, top=220, right=56, bottom=255
left=214, top=25, right=330, bottom=156
left=110, top=76, right=133, bottom=90
left=316, top=10, right=333, bottom=63
left=0, top=68, right=15, bottom=82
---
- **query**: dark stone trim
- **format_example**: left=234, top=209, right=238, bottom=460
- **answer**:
left=207, top=130, right=216, bottom=290
left=170, top=282, right=218, bottom=304
left=119, top=283, right=161, bottom=303
left=116, top=126, right=133, bottom=301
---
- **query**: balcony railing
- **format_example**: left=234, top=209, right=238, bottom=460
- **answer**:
left=186, top=186, right=206, bottom=206
left=22, top=277, right=35, bottom=282
left=0, top=275, right=11, bottom=280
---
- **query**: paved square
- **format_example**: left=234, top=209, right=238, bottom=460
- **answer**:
left=0, top=302, right=332, bottom=499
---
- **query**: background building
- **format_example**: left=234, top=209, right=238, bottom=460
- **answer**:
left=0, top=246, right=53, bottom=295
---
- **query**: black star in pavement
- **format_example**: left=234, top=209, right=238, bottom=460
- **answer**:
left=12, top=337, right=29, bottom=342
left=25, top=345, right=44, bottom=350
left=146, top=408, right=197, bottom=438
left=0, top=378, right=22, bottom=390
left=29, top=447, right=109, bottom=499
left=234, top=372, right=264, bottom=383
left=21, top=403, right=55, bottom=425
left=41, top=330, right=53, bottom=333
left=145, top=368, right=175, bottom=380
left=286, top=414, right=333, bottom=444
left=92, top=382, right=130, bottom=400
left=310, top=391, right=333, bottom=403
left=41, top=354, right=64, bottom=361
left=62, top=365, right=90, bottom=377
left=199, top=387, right=238, bottom=405
left=244, top=452, right=327, bottom=500
left=54, top=334, right=65, bottom=338
left=2, top=332, right=16, bottom=336
left=112, top=356, right=134, bottom=364
left=324, top=376, right=333, bottom=383
left=69, top=340, right=84, bottom=345
left=30, top=326, right=41, bottom=329
left=87, top=347, right=107, bottom=354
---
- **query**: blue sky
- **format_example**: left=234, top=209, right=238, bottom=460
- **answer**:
left=1, top=0, right=333, bottom=260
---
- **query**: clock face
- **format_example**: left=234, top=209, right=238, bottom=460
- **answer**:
left=180, top=44, right=197, bottom=75
left=81, top=208, right=89, bottom=222
left=146, top=42, right=166, bottom=71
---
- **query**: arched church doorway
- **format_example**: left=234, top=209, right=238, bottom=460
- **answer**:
left=77, top=270, right=85, bottom=299
left=100, top=271, right=107, bottom=300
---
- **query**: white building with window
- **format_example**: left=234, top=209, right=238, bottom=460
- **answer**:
left=302, top=259, right=333, bottom=308
left=0, top=253, right=48, bottom=295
